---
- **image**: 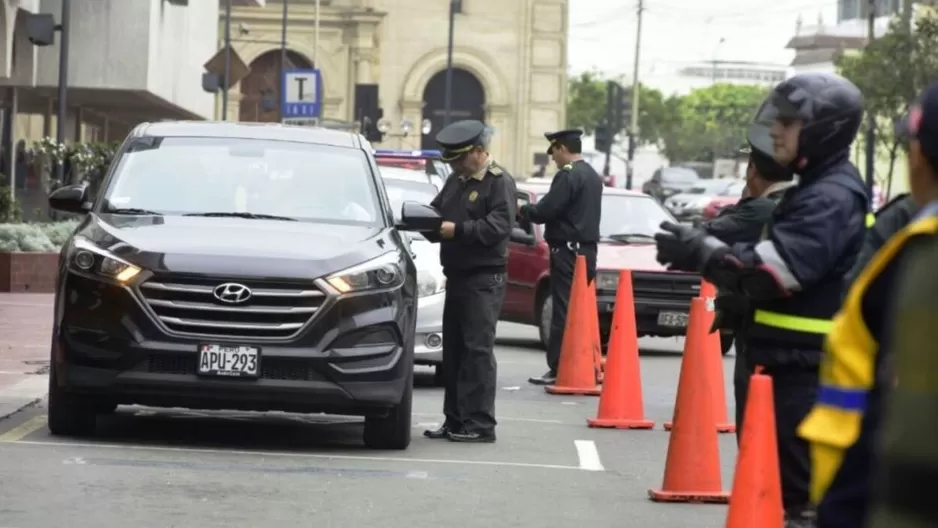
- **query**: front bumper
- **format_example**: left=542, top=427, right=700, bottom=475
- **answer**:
left=414, top=291, right=444, bottom=365
left=53, top=270, right=416, bottom=416
left=596, top=294, right=693, bottom=339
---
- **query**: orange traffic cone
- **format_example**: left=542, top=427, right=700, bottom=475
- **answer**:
left=725, top=369, right=784, bottom=528
left=585, top=280, right=604, bottom=384
left=648, top=296, right=729, bottom=504
left=587, top=270, right=654, bottom=429
left=664, top=281, right=735, bottom=434
left=546, top=255, right=601, bottom=396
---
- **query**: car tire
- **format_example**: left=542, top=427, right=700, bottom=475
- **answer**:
left=720, top=333, right=735, bottom=356
left=432, top=366, right=445, bottom=387
left=363, top=373, right=413, bottom=451
left=47, top=363, right=98, bottom=437
left=537, top=294, right=552, bottom=351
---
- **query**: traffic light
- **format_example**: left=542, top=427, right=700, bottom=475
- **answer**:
left=615, top=85, right=632, bottom=133
left=594, top=122, right=611, bottom=154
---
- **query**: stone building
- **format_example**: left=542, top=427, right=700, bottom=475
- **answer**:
left=222, top=0, right=569, bottom=177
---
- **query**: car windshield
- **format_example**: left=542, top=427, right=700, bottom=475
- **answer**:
left=536, top=192, right=674, bottom=239
left=384, top=178, right=438, bottom=240
left=99, top=136, right=383, bottom=226
left=662, top=169, right=699, bottom=183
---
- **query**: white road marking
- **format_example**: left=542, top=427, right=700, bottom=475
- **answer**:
left=2, top=376, right=48, bottom=399
left=8, top=440, right=588, bottom=472
left=574, top=440, right=604, bottom=472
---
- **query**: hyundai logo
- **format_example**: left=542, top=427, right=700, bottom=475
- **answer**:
left=213, top=282, right=252, bottom=304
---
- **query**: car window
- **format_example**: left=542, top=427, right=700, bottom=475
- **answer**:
left=100, top=136, right=382, bottom=226
left=662, top=169, right=699, bottom=183
left=687, top=179, right=733, bottom=194
left=536, top=193, right=673, bottom=238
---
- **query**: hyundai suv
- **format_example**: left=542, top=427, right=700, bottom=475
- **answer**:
left=44, top=121, right=443, bottom=450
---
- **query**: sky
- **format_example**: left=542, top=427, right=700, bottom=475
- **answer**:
left=567, top=0, right=844, bottom=93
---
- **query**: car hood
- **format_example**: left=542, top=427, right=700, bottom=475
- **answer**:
left=78, top=214, right=399, bottom=280
left=667, top=192, right=714, bottom=205
left=597, top=240, right=665, bottom=272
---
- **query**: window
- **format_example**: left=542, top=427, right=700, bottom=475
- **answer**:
left=662, top=168, right=700, bottom=183
left=839, top=0, right=860, bottom=21
left=101, top=136, right=383, bottom=226
left=534, top=193, right=675, bottom=239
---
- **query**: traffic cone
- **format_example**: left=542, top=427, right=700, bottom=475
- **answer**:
left=664, top=282, right=736, bottom=434
left=585, top=280, right=604, bottom=384
left=546, top=255, right=601, bottom=396
left=587, top=270, right=654, bottom=429
left=725, top=369, right=784, bottom=528
left=648, top=296, right=729, bottom=504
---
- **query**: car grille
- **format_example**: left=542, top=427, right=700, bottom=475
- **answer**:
left=130, top=353, right=325, bottom=381
left=137, top=276, right=328, bottom=340
left=631, top=271, right=701, bottom=301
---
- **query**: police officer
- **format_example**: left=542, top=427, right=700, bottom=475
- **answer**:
left=843, top=192, right=919, bottom=286
left=702, top=141, right=794, bottom=445
left=804, top=82, right=938, bottom=528
left=519, top=129, right=603, bottom=386
left=420, top=120, right=516, bottom=444
left=654, top=72, right=869, bottom=528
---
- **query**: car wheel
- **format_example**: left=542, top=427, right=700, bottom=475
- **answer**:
left=720, top=333, right=735, bottom=356
left=47, top=363, right=98, bottom=437
left=538, top=294, right=552, bottom=351
left=432, top=366, right=445, bottom=387
left=363, top=374, right=413, bottom=450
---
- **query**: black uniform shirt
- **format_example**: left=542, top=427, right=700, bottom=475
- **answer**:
left=427, top=159, right=517, bottom=276
left=521, top=159, right=603, bottom=244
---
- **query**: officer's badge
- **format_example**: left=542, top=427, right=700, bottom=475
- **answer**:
left=468, top=190, right=478, bottom=202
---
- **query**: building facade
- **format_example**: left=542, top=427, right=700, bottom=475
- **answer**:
left=221, top=0, right=569, bottom=177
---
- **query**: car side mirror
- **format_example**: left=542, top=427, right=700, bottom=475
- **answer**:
left=48, top=183, right=91, bottom=214
left=398, top=200, right=442, bottom=232
left=509, top=227, right=535, bottom=245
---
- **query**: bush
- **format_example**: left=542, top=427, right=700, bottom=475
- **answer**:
left=0, top=185, right=21, bottom=223
left=0, top=220, right=80, bottom=252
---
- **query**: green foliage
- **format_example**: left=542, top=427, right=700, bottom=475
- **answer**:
left=0, top=219, right=79, bottom=252
left=29, top=137, right=120, bottom=191
left=0, top=185, right=21, bottom=223
left=565, top=70, right=668, bottom=145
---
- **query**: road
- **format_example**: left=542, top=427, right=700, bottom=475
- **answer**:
left=0, top=322, right=739, bottom=528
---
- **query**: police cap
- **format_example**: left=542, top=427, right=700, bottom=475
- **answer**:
left=545, top=128, right=584, bottom=154
left=435, top=119, right=487, bottom=162
left=897, top=81, right=938, bottom=170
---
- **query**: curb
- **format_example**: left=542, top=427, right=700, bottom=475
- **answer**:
left=0, top=375, right=48, bottom=421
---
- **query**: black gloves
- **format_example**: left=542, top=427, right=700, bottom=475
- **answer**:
left=654, top=221, right=711, bottom=271
left=710, top=294, right=748, bottom=334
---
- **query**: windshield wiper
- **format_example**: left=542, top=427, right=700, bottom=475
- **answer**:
left=606, top=233, right=656, bottom=243
left=106, top=207, right=163, bottom=216
left=183, top=212, right=298, bottom=221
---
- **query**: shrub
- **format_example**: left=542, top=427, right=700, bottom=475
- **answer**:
left=0, top=220, right=80, bottom=252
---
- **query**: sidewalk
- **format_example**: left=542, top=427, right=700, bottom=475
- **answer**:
left=0, top=293, right=53, bottom=420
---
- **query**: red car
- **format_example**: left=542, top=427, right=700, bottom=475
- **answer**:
left=702, top=195, right=741, bottom=220
left=501, top=181, right=712, bottom=352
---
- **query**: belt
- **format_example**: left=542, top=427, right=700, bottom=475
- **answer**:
left=548, top=241, right=597, bottom=251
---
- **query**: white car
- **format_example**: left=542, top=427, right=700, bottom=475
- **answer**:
left=381, top=168, right=447, bottom=385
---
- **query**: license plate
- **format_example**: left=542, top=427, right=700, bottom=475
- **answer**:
left=657, top=311, right=689, bottom=328
left=197, top=344, right=260, bottom=378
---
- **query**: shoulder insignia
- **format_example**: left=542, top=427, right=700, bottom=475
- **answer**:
left=562, top=163, right=573, bottom=171
left=488, top=164, right=503, bottom=176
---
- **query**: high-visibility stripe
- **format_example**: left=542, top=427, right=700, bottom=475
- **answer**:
left=817, top=385, right=868, bottom=412
left=866, top=212, right=875, bottom=227
left=753, top=309, right=834, bottom=334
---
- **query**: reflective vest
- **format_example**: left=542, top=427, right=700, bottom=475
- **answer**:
left=797, top=213, right=938, bottom=504
left=748, top=171, right=870, bottom=349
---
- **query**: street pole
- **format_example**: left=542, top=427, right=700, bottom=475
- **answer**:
left=314, top=0, right=320, bottom=67
left=55, top=0, right=70, bottom=185
left=279, top=0, right=288, bottom=123
left=902, top=0, right=913, bottom=31
left=864, top=0, right=876, bottom=193
left=443, top=0, right=457, bottom=127
left=626, top=0, right=643, bottom=190
left=222, top=0, right=232, bottom=121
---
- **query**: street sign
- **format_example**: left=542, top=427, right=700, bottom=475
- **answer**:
left=281, top=69, right=322, bottom=119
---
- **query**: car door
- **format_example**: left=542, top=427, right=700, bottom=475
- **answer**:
left=503, top=190, right=542, bottom=322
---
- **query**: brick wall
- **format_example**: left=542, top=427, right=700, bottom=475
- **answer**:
left=0, top=253, right=59, bottom=293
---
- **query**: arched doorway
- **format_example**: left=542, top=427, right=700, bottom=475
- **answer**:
left=239, top=49, right=314, bottom=122
left=421, top=68, right=486, bottom=150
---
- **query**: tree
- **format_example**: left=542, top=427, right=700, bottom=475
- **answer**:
left=565, top=71, right=668, bottom=144
left=658, top=84, right=769, bottom=163
left=836, top=12, right=938, bottom=194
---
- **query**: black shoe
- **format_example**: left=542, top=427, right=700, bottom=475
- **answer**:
left=423, top=426, right=454, bottom=439
left=528, top=371, right=557, bottom=385
left=448, top=430, right=496, bottom=443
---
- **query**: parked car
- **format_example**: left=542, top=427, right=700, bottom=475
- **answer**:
left=665, top=179, right=746, bottom=222
left=45, top=121, right=444, bottom=450
left=500, top=182, right=729, bottom=354
left=641, top=166, right=701, bottom=202
left=373, top=149, right=450, bottom=190
left=381, top=170, right=446, bottom=385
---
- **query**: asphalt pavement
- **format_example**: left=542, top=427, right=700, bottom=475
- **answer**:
left=0, top=322, right=739, bottom=528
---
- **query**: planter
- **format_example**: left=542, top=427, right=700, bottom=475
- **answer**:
left=0, top=252, right=59, bottom=293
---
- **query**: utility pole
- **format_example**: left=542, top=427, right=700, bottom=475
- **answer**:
left=864, top=0, right=876, bottom=192
left=443, top=0, right=458, bottom=127
left=626, top=0, right=644, bottom=190
left=222, top=0, right=232, bottom=121
left=279, top=0, right=288, bottom=122
left=56, top=0, right=70, bottom=185
left=902, top=0, right=914, bottom=31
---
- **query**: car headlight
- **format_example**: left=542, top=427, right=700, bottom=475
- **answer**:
left=325, top=251, right=405, bottom=294
left=417, top=268, right=446, bottom=297
left=69, top=237, right=142, bottom=283
left=595, top=270, right=619, bottom=291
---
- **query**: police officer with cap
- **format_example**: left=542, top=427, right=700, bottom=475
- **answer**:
left=421, top=119, right=517, bottom=443
left=519, top=129, right=603, bottom=386
left=843, top=192, right=919, bottom=286
left=654, top=72, right=870, bottom=528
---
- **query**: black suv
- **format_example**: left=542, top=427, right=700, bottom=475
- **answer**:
left=45, top=121, right=443, bottom=450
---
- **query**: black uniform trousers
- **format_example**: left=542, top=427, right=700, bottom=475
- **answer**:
left=733, top=335, right=753, bottom=446
left=546, top=243, right=597, bottom=373
left=440, top=271, right=506, bottom=434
